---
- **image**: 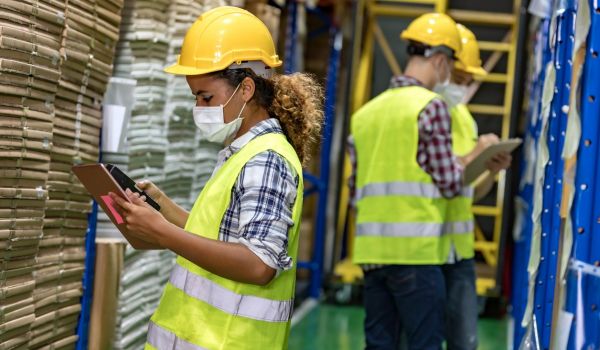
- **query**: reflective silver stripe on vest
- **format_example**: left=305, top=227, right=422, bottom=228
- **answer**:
left=357, top=182, right=473, bottom=200
left=169, top=264, right=293, bottom=323
left=442, top=220, right=474, bottom=234
left=357, top=220, right=474, bottom=237
left=357, top=222, right=443, bottom=237
left=147, top=321, right=207, bottom=350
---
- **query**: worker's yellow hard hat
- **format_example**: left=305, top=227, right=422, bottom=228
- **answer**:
left=400, top=13, right=462, bottom=54
left=164, top=6, right=282, bottom=76
left=455, top=24, right=487, bottom=77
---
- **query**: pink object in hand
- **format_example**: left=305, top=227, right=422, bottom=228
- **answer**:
left=101, top=195, right=124, bottom=224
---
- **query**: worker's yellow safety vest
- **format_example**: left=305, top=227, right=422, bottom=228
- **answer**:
left=145, top=133, right=303, bottom=350
left=351, top=86, right=460, bottom=265
left=447, top=103, right=478, bottom=259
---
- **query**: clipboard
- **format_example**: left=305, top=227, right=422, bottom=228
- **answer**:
left=72, top=163, right=133, bottom=236
left=464, top=138, right=522, bottom=184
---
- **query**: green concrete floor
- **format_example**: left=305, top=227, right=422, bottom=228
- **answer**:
left=289, top=303, right=507, bottom=350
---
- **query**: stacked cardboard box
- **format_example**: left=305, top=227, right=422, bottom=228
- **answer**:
left=0, top=0, right=64, bottom=347
left=35, top=0, right=123, bottom=347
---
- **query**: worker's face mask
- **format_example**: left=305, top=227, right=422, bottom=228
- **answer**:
left=193, top=83, right=247, bottom=144
left=437, top=83, right=468, bottom=108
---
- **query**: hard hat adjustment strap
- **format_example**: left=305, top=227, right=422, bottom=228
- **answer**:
left=228, top=61, right=273, bottom=79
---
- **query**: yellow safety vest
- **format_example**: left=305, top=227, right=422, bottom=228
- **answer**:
left=447, top=103, right=477, bottom=259
left=351, top=86, right=452, bottom=265
left=145, top=133, right=303, bottom=350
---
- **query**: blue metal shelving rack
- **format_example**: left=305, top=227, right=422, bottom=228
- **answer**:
left=567, top=0, right=600, bottom=347
left=514, top=0, right=600, bottom=347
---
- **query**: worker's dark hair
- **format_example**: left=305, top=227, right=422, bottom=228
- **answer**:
left=211, top=68, right=323, bottom=166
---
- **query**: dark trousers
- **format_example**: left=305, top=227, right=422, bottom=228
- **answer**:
left=442, top=258, right=478, bottom=350
left=363, top=265, right=446, bottom=350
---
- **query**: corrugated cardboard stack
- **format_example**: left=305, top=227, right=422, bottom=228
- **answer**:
left=0, top=0, right=64, bottom=347
left=33, top=0, right=124, bottom=348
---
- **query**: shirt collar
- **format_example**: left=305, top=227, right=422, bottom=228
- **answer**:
left=389, top=75, right=425, bottom=89
left=224, top=118, right=284, bottom=155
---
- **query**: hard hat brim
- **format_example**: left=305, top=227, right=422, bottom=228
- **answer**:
left=467, top=66, right=488, bottom=77
left=164, top=63, right=215, bottom=76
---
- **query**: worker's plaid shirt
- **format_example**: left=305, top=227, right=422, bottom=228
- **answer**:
left=212, top=118, right=299, bottom=271
left=348, top=75, right=464, bottom=202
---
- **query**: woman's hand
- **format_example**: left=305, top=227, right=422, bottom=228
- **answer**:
left=136, top=180, right=166, bottom=207
left=109, top=189, right=169, bottom=246
left=486, top=152, right=512, bottom=174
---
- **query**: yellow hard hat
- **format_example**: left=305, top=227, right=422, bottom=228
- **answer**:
left=400, top=13, right=462, bottom=55
left=165, top=6, right=282, bottom=76
left=455, top=24, right=487, bottom=77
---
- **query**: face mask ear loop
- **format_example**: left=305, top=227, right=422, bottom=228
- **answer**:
left=223, top=83, right=242, bottom=108
left=237, top=102, right=247, bottom=120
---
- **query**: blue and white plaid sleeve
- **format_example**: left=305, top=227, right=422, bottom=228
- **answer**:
left=233, top=150, right=299, bottom=271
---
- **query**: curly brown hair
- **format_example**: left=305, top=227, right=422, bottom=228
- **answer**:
left=212, top=69, right=324, bottom=166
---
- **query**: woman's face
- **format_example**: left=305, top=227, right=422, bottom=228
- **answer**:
left=186, top=74, right=246, bottom=124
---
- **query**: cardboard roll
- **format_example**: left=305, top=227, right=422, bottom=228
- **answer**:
left=0, top=178, right=45, bottom=190
left=0, top=265, right=34, bottom=283
left=32, top=290, right=81, bottom=318
left=0, top=54, right=61, bottom=80
left=42, top=217, right=88, bottom=230
left=2, top=0, right=67, bottom=28
left=43, top=209, right=89, bottom=222
left=0, top=313, right=35, bottom=343
left=0, top=32, right=61, bottom=69
left=0, top=19, right=62, bottom=52
left=0, top=106, right=54, bottom=128
left=59, top=55, right=112, bottom=88
left=64, top=4, right=120, bottom=42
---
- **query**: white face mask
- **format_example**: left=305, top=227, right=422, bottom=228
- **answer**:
left=193, top=84, right=247, bottom=144
left=435, top=83, right=468, bottom=108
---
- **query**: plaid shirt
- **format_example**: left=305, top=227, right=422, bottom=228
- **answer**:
left=348, top=75, right=464, bottom=202
left=212, top=118, right=299, bottom=271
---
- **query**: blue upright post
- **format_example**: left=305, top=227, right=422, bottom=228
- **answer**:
left=284, top=0, right=298, bottom=74
left=76, top=200, right=98, bottom=350
left=567, top=0, right=600, bottom=347
left=307, top=28, right=342, bottom=298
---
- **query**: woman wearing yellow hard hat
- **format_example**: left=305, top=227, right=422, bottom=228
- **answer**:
left=109, top=6, right=323, bottom=349
left=438, top=23, right=511, bottom=350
